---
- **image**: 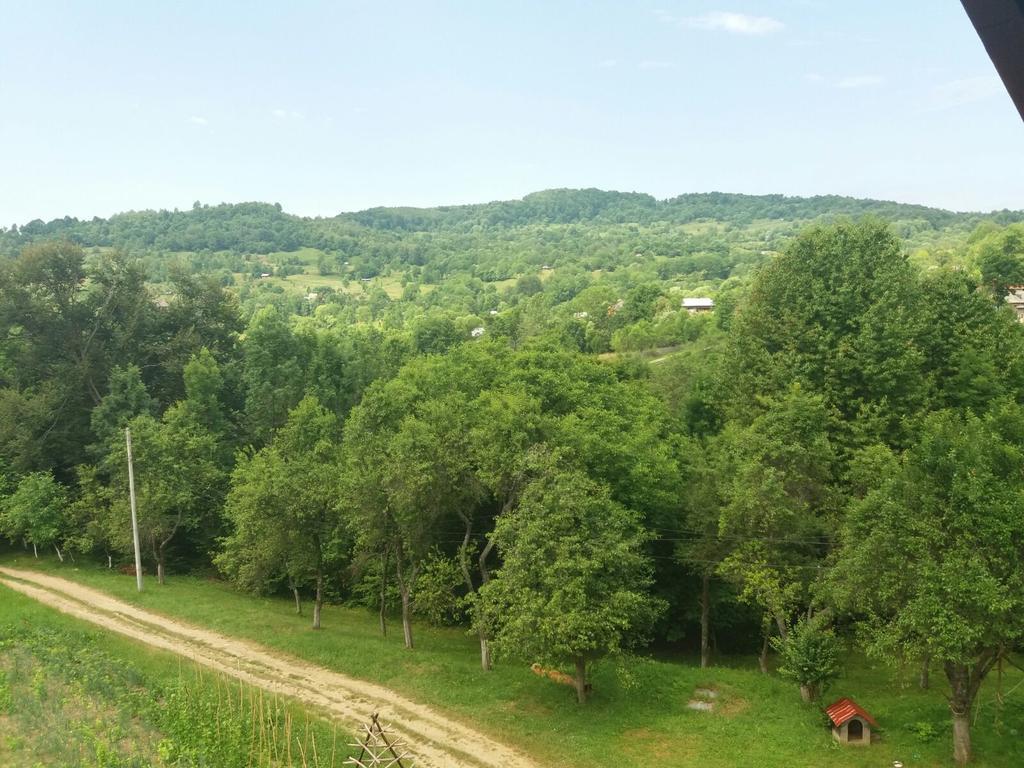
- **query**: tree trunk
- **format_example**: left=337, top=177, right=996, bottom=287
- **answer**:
left=400, top=584, right=413, bottom=649
left=758, top=631, right=770, bottom=674
left=700, top=572, right=712, bottom=669
left=946, top=661, right=974, bottom=766
left=774, top=611, right=789, bottom=640
left=574, top=656, right=588, bottom=704
left=478, top=537, right=496, bottom=667
left=395, top=550, right=414, bottom=649
left=107, top=554, right=113, bottom=569
left=799, top=683, right=817, bottom=702
left=920, top=656, right=930, bottom=690
left=292, top=587, right=302, bottom=615
left=312, top=574, right=323, bottom=630
left=944, top=650, right=999, bottom=765
left=54, top=545, right=63, bottom=563
left=478, top=537, right=495, bottom=585
left=156, top=515, right=182, bottom=587
left=458, top=517, right=492, bottom=671
left=952, top=711, right=971, bottom=766
left=33, top=542, right=38, bottom=558
left=479, top=634, right=492, bottom=670
left=379, top=548, right=389, bottom=637
left=155, top=540, right=166, bottom=584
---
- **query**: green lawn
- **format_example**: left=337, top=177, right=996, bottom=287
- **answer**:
left=3, top=554, right=1022, bottom=768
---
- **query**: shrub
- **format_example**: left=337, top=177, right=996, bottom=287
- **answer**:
left=771, top=615, right=842, bottom=702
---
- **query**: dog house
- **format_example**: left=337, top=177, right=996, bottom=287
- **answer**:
left=825, top=697, right=878, bottom=745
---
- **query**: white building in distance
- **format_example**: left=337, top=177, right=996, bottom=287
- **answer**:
left=682, top=297, right=714, bottom=314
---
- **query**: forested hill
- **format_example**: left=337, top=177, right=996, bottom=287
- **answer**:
left=4, top=188, right=1023, bottom=256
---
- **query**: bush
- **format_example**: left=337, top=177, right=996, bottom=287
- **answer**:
left=771, top=615, right=842, bottom=702
left=908, top=720, right=940, bottom=742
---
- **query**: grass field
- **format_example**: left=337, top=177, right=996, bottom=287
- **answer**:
left=0, top=584, right=354, bottom=766
left=2, top=555, right=1022, bottom=767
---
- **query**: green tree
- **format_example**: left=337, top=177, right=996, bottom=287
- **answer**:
left=715, top=387, right=835, bottom=648
left=727, top=220, right=923, bottom=451
left=0, top=242, right=155, bottom=474
left=1, top=471, right=67, bottom=560
left=218, top=396, right=342, bottom=628
left=66, top=464, right=120, bottom=567
left=771, top=615, right=842, bottom=702
left=241, top=307, right=305, bottom=445
left=463, top=386, right=544, bottom=669
left=106, top=407, right=223, bottom=583
left=90, top=365, right=156, bottom=451
left=976, top=223, right=1024, bottom=300
left=829, top=405, right=1024, bottom=766
left=675, top=441, right=729, bottom=669
left=411, top=313, right=462, bottom=355
left=479, top=461, right=662, bottom=702
left=514, top=273, right=543, bottom=296
left=151, top=269, right=242, bottom=406
left=216, top=449, right=300, bottom=604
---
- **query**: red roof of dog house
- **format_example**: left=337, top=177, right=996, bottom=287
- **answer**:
left=825, top=698, right=878, bottom=728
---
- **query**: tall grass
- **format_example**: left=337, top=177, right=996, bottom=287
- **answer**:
left=0, top=621, right=351, bottom=767
left=157, top=670, right=345, bottom=768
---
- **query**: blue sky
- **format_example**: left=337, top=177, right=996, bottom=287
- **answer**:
left=1, top=1, right=1022, bottom=224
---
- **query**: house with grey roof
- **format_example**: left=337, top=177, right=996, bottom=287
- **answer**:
left=682, top=297, right=714, bottom=314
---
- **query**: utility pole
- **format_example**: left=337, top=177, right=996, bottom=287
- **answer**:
left=125, top=427, right=143, bottom=592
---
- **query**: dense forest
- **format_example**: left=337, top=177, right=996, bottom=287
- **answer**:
left=2, top=189, right=1024, bottom=765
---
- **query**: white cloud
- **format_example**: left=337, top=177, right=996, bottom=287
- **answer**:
left=639, top=60, right=674, bottom=70
left=836, top=75, right=884, bottom=89
left=928, top=75, right=1004, bottom=110
left=598, top=58, right=618, bottom=68
left=272, top=109, right=305, bottom=120
left=188, top=115, right=208, bottom=125
left=272, top=108, right=288, bottom=118
left=678, top=11, right=784, bottom=36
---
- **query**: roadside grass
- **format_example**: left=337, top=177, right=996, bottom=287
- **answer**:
left=3, top=555, right=1022, bottom=767
left=0, top=584, right=355, bottom=767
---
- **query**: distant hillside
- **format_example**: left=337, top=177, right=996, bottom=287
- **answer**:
left=4, top=189, right=1022, bottom=257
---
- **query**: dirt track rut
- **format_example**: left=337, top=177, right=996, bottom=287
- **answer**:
left=0, top=567, right=540, bottom=768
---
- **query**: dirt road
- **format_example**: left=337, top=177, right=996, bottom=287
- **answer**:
left=0, top=566, right=540, bottom=768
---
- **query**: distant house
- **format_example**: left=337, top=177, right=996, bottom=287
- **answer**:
left=1005, top=285, right=1024, bottom=323
left=825, top=698, right=878, bottom=746
left=471, top=326, right=486, bottom=338
left=607, top=299, right=625, bottom=317
left=259, top=272, right=271, bottom=279
left=573, top=311, right=590, bottom=319
left=488, top=309, right=499, bottom=315
left=153, top=298, right=170, bottom=309
left=305, top=292, right=319, bottom=302
left=682, top=297, right=714, bottom=314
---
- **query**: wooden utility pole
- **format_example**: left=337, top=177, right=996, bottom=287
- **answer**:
left=125, top=427, right=144, bottom=592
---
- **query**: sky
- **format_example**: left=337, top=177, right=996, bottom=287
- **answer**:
left=1, top=0, right=1022, bottom=225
